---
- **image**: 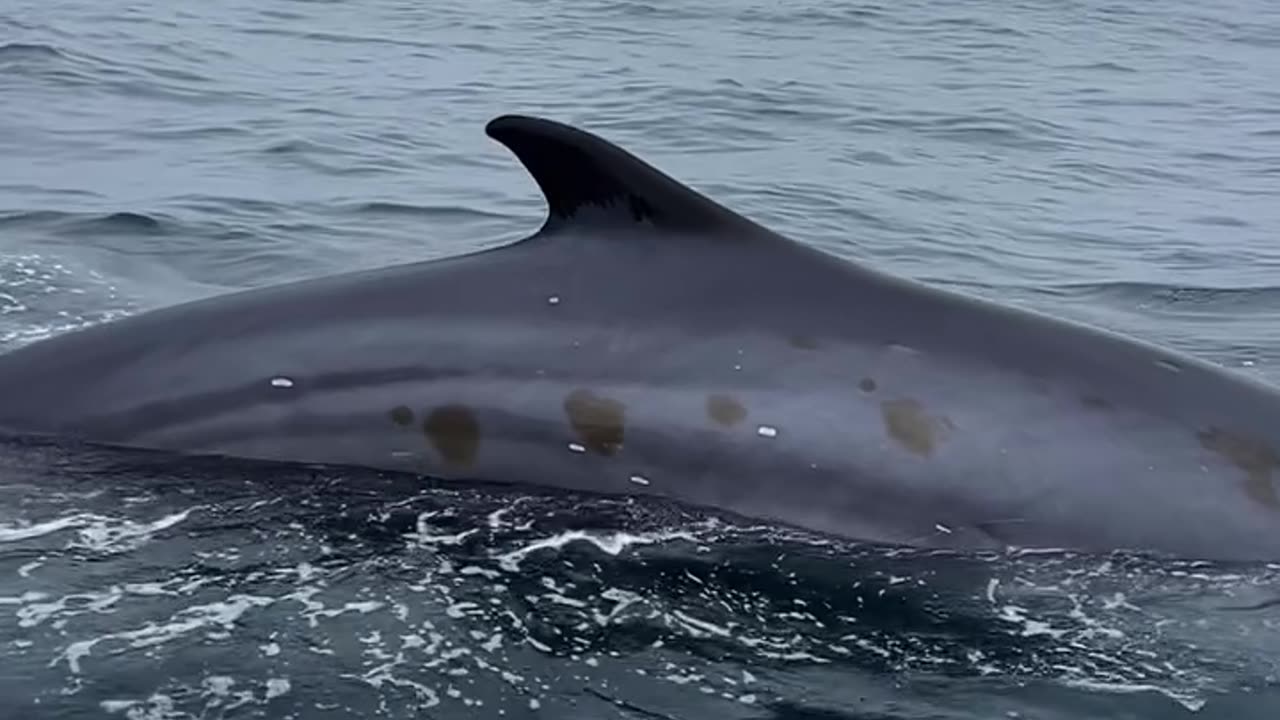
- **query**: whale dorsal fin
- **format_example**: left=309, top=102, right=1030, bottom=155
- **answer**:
left=485, top=115, right=771, bottom=236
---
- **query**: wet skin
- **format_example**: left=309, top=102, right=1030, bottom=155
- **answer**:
left=0, top=115, right=1278, bottom=561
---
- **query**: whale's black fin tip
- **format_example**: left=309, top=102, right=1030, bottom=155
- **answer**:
left=485, top=114, right=762, bottom=235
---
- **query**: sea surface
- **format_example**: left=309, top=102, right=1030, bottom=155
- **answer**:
left=2, top=0, right=1280, bottom=718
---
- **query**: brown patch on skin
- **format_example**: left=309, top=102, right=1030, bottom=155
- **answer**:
left=789, top=334, right=820, bottom=350
left=389, top=405, right=415, bottom=427
left=1198, top=426, right=1280, bottom=509
left=881, top=398, right=953, bottom=457
left=707, top=394, right=748, bottom=427
left=1079, top=393, right=1111, bottom=410
left=858, top=377, right=877, bottom=393
left=564, top=389, right=626, bottom=456
left=422, top=405, right=480, bottom=468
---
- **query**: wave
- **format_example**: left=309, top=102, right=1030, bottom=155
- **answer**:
left=0, top=209, right=170, bottom=235
left=2, top=439, right=1272, bottom=716
left=0, top=42, right=67, bottom=60
left=842, top=111, right=1073, bottom=151
left=1057, top=61, right=1140, bottom=73
left=1013, top=281, right=1280, bottom=314
left=76, top=211, right=166, bottom=233
left=345, top=202, right=520, bottom=222
left=0, top=36, right=236, bottom=107
left=256, top=138, right=415, bottom=176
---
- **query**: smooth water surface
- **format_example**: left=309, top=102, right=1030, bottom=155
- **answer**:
left=2, top=0, right=1280, bottom=718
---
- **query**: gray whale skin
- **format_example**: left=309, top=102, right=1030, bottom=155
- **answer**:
left=2, top=114, right=1278, bottom=562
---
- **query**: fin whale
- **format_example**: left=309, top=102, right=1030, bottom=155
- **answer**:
left=2, top=114, right=1280, bottom=561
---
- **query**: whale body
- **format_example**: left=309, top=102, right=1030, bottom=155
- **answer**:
left=1, top=114, right=1279, bottom=561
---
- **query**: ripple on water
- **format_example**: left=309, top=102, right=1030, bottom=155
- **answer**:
left=1, top=448, right=1276, bottom=716
left=2, top=0, right=1280, bottom=717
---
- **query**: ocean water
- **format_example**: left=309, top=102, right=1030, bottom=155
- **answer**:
left=2, top=0, right=1280, bottom=717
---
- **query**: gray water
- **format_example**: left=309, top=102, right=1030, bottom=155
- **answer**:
left=2, top=0, right=1280, bottom=718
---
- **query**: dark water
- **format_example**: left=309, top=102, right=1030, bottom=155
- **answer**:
left=3, top=0, right=1280, bottom=717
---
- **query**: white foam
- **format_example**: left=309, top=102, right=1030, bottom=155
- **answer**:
left=1062, top=678, right=1207, bottom=712
left=1, top=508, right=196, bottom=553
left=410, top=513, right=478, bottom=546
left=496, top=528, right=696, bottom=572
left=53, top=594, right=276, bottom=673
left=670, top=609, right=731, bottom=637
left=264, top=678, right=291, bottom=700
left=18, top=586, right=124, bottom=628
left=0, top=514, right=88, bottom=542
left=71, top=508, right=198, bottom=553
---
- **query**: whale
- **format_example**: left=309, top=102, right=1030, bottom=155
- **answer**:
left=1, top=114, right=1279, bottom=561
